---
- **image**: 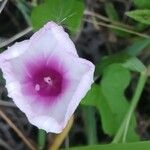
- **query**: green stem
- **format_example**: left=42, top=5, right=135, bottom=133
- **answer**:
left=84, top=19, right=150, bottom=39
left=112, top=71, right=148, bottom=143
left=82, top=106, right=98, bottom=145
left=38, top=129, right=46, bottom=150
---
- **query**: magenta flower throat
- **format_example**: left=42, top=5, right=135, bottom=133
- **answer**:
left=33, top=66, right=63, bottom=97
left=22, top=57, right=68, bottom=104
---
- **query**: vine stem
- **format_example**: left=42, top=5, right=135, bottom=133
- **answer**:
left=84, top=19, right=150, bottom=39
left=112, top=70, right=148, bottom=143
left=49, top=115, right=74, bottom=150
left=38, top=129, right=46, bottom=150
left=82, top=106, right=98, bottom=145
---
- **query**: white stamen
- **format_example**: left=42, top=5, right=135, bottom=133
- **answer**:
left=44, top=76, right=52, bottom=86
left=35, top=84, right=40, bottom=91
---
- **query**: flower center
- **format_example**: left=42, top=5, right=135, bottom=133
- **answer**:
left=22, top=57, right=69, bottom=102
left=35, top=76, right=53, bottom=92
left=31, top=67, right=63, bottom=97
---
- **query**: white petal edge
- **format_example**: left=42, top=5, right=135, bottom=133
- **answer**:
left=0, top=40, right=29, bottom=64
left=30, top=21, right=78, bottom=57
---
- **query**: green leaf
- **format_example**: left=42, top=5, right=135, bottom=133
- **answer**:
left=101, top=65, right=131, bottom=113
left=125, top=38, right=150, bottom=56
left=31, top=0, right=84, bottom=34
left=81, top=84, right=99, bottom=106
left=96, top=52, right=131, bottom=75
left=123, top=57, right=146, bottom=72
left=133, top=0, right=150, bottom=9
left=97, top=87, right=116, bottom=135
left=68, top=141, right=150, bottom=150
left=100, top=64, right=139, bottom=141
left=96, top=43, right=147, bottom=74
left=96, top=50, right=146, bottom=75
left=126, top=10, right=150, bottom=25
left=105, top=2, right=119, bottom=21
left=82, top=84, right=114, bottom=135
left=82, top=65, right=139, bottom=141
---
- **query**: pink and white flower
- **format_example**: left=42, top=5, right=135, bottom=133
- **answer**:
left=0, top=22, right=95, bottom=133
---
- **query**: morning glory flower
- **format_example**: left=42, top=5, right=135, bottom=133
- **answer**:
left=0, top=22, right=95, bottom=133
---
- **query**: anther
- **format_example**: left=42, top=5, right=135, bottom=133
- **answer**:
left=35, top=84, right=40, bottom=91
left=44, top=76, right=52, bottom=86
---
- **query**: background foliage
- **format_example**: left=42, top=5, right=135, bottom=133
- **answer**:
left=0, top=0, right=150, bottom=150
